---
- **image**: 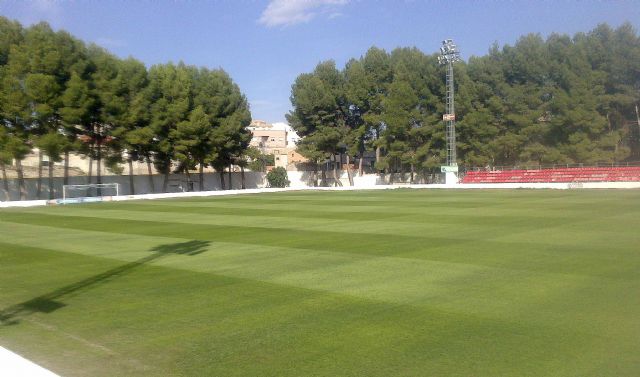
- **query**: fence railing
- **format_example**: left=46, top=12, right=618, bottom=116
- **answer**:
left=462, top=161, right=640, bottom=173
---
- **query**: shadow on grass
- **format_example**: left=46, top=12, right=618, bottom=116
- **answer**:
left=0, top=240, right=210, bottom=326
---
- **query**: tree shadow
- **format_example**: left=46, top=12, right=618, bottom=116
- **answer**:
left=150, top=240, right=208, bottom=256
left=0, top=240, right=210, bottom=326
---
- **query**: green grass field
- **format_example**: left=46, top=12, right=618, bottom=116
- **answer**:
left=1, top=189, right=639, bottom=376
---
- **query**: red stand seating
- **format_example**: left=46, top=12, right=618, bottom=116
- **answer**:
left=461, top=167, right=640, bottom=184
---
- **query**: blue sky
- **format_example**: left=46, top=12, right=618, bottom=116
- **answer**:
left=1, top=0, right=639, bottom=123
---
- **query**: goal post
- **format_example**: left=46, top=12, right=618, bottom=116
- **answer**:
left=61, top=183, right=120, bottom=204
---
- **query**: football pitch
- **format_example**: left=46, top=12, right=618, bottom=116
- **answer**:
left=1, top=189, right=639, bottom=376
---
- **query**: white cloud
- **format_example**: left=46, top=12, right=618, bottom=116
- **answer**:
left=258, top=0, right=348, bottom=28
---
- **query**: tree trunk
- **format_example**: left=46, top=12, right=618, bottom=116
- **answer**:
left=228, top=164, right=232, bottom=190
left=410, top=163, right=415, bottom=184
left=96, top=142, right=102, bottom=196
left=375, top=146, right=381, bottom=170
left=332, top=156, right=342, bottom=187
left=199, top=162, right=204, bottom=191
left=128, top=157, right=135, bottom=195
left=146, top=156, right=155, bottom=193
left=184, top=168, right=191, bottom=192
left=346, top=154, right=354, bottom=186
left=358, top=151, right=364, bottom=176
left=48, top=159, right=54, bottom=200
left=241, top=165, right=246, bottom=189
left=36, top=150, right=44, bottom=199
left=162, top=172, right=169, bottom=193
left=313, top=162, right=318, bottom=187
left=16, top=159, right=26, bottom=200
left=321, top=163, right=327, bottom=187
left=1, top=162, right=10, bottom=201
left=87, top=146, right=93, bottom=185
left=333, top=164, right=339, bottom=187
left=63, top=150, right=69, bottom=186
left=219, top=170, right=225, bottom=190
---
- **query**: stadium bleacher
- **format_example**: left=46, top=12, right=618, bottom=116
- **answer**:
left=461, top=166, right=640, bottom=184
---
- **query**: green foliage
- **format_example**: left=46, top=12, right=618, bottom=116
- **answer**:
left=174, top=105, right=211, bottom=168
left=287, top=60, right=353, bottom=185
left=110, top=57, right=150, bottom=167
left=60, top=71, right=96, bottom=126
left=266, top=166, right=290, bottom=187
left=0, top=16, right=252, bottom=196
left=205, top=69, right=252, bottom=173
left=35, top=132, right=68, bottom=163
left=0, top=126, right=14, bottom=165
left=246, top=148, right=274, bottom=172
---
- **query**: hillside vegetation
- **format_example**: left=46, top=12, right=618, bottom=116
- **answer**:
left=289, top=23, right=640, bottom=177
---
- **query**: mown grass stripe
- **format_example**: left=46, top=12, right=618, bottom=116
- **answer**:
left=0, top=211, right=486, bottom=255
left=114, top=195, right=633, bottom=219
left=2, top=209, right=637, bottom=279
left=76, top=201, right=587, bottom=225
left=17, top=205, right=577, bottom=241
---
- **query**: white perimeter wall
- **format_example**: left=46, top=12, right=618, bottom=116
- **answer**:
left=0, top=172, right=266, bottom=201
left=0, top=170, right=381, bottom=201
left=2, top=180, right=640, bottom=208
left=2, top=167, right=640, bottom=207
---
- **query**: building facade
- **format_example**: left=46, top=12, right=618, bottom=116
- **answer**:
left=248, top=120, right=305, bottom=169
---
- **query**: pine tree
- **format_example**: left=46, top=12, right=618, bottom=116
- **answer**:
left=110, top=58, right=149, bottom=194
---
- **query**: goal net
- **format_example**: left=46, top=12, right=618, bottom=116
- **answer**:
left=61, top=183, right=120, bottom=204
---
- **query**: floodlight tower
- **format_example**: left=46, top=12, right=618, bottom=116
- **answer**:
left=438, top=39, right=461, bottom=184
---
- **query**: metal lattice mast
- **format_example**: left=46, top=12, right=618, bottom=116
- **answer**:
left=438, top=39, right=461, bottom=167
left=446, top=61, right=456, bottom=166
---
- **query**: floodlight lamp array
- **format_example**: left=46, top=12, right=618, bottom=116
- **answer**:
left=438, top=39, right=461, bottom=65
